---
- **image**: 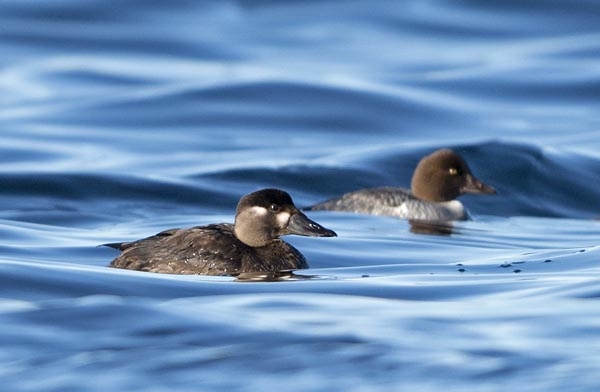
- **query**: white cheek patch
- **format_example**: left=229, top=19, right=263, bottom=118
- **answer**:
left=250, top=206, right=268, bottom=216
left=276, top=212, right=290, bottom=226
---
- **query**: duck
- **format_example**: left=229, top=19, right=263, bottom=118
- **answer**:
left=305, top=148, right=495, bottom=221
left=106, top=188, right=336, bottom=275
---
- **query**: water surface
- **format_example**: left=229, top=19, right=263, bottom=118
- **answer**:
left=2, top=1, right=600, bottom=391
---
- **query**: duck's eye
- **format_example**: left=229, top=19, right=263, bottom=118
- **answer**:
left=448, top=167, right=459, bottom=176
left=269, top=204, right=281, bottom=213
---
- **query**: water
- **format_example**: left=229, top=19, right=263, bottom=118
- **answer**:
left=2, top=0, right=600, bottom=391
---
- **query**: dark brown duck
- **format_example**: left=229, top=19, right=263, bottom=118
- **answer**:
left=106, top=188, right=336, bottom=275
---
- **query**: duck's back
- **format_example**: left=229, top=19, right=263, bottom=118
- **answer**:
left=307, top=187, right=412, bottom=215
left=108, top=223, right=308, bottom=275
left=307, top=187, right=467, bottom=220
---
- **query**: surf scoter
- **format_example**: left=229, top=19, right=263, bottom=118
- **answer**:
left=107, top=188, right=336, bottom=275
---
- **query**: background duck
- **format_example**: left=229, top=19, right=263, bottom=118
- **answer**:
left=306, top=149, right=495, bottom=221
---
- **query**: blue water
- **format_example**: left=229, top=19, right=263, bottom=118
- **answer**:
left=2, top=0, right=600, bottom=391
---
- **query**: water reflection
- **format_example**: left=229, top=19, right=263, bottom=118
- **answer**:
left=235, top=270, right=323, bottom=282
left=409, top=220, right=456, bottom=236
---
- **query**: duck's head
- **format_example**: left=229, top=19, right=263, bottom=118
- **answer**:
left=411, top=148, right=496, bottom=202
left=234, top=188, right=337, bottom=247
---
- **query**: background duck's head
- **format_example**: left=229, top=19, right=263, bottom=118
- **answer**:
left=411, top=149, right=496, bottom=202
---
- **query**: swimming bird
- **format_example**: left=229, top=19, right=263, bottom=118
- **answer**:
left=306, top=148, right=495, bottom=221
left=106, top=188, right=336, bottom=275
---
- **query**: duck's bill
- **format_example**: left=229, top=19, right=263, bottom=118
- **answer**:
left=287, top=212, right=337, bottom=237
left=462, top=176, right=496, bottom=195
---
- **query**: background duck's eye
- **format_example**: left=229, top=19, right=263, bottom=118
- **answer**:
left=449, top=167, right=459, bottom=176
left=269, top=204, right=281, bottom=213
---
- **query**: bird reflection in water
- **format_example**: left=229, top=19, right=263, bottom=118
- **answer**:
left=409, top=220, right=456, bottom=236
left=235, top=270, right=322, bottom=282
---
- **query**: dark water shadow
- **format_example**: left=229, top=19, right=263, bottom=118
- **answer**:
left=409, top=220, right=456, bottom=236
left=235, top=270, right=333, bottom=282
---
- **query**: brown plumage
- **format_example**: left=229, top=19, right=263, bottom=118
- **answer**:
left=106, top=189, right=336, bottom=275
